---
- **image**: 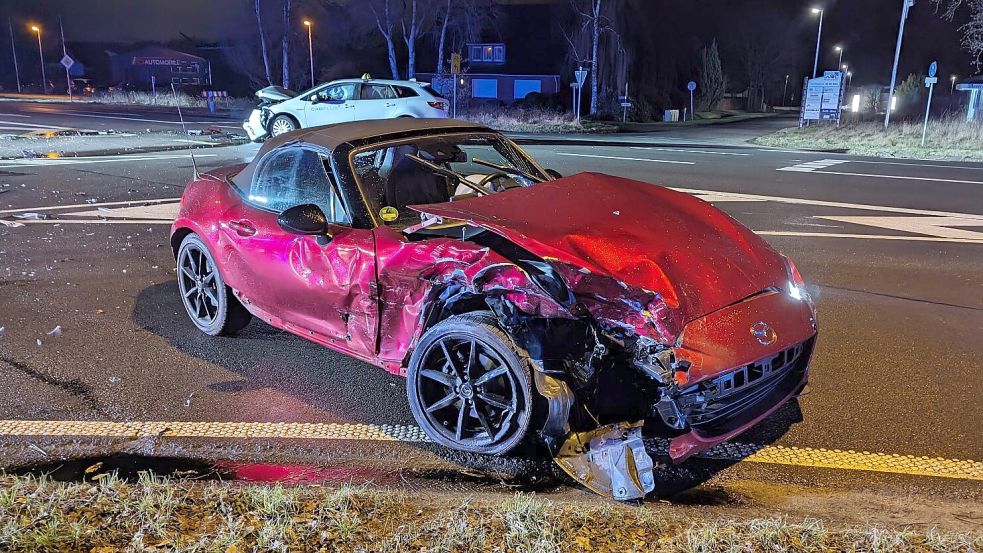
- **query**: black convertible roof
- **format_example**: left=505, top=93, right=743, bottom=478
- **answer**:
left=231, top=118, right=491, bottom=188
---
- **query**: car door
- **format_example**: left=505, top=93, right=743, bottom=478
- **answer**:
left=353, top=83, right=399, bottom=121
left=304, top=83, right=357, bottom=127
left=220, top=146, right=378, bottom=356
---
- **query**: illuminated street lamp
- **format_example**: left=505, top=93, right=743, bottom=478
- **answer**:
left=951, top=75, right=957, bottom=94
left=303, top=20, right=314, bottom=87
left=30, top=24, right=46, bottom=94
left=811, top=7, right=824, bottom=78
left=834, top=45, right=843, bottom=69
left=847, top=71, right=853, bottom=88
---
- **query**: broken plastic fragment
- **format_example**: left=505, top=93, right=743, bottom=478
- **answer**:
left=46, top=325, right=62, bottom=336
left=553, top=421, right=655, bottom=501
left=12, top=213, right=51, bottom=220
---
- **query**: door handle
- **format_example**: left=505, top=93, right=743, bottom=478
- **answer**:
left=228, top=219, right=256, bottom=237
left=385, top=102, right=397, bottom=107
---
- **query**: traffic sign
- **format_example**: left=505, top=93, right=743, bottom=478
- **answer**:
left=925, top=77, right=938, bottom=86
left=60, top=55, right=74, bottom=70
left=928, top=61, right=938, bottom=78
left=687, top=81, right=697, bottom=91
left=574, top=68, right=588, bottom=88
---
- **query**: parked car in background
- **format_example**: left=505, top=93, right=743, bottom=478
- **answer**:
left=242, top=77, right=449, bottom=142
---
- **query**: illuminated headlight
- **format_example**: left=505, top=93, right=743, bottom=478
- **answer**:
left=782, top=255, right=810, bottom=304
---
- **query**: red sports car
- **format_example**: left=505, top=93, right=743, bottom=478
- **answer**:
left=170, top=118, right=817, bottom=500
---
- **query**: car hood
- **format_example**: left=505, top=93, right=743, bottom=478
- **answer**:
left=255, top=85, right=297, bottom=102
left=410, top=173, right=788, bottom=328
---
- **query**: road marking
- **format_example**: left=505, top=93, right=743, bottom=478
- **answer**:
left=777, top=159, right=850, bottom=172
left=49, top=111, right=230, bottom=126
left=669, top=187, right=983, bottom=220
left=849, top=159, right=983, bottom=171
left=0, top=119, right=74, bottom=130
left=778, top=158, right=983, bottom=185
left=0, top=153, right=215, bottom=169
left=0, top=113, right=32, bottom=118
left=815, top=216, right=983, bottom=241
left=0, top=198, right=181, bottom=215
left=630, top=146, right=750, bottom=156
left=174, top=138, right=217, bottom=146
left=0, top=419, right=979, bottom=481
left=756, top=231, right=983, bottom=244
left=556, top=152, right=695, bottom=165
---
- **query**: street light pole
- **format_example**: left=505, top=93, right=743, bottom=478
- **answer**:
left=951, top=75, right=957, bottom=94
left=303, top=20, right=314, bottom=87
left=31, top=25, right=45, bottom=94
left=835, top=45, right=843, bottom=70
left=885, top=0, right=914, bottom=129
left=783, top=74, right=790, bottom=106
left=811, top=7, right=824, bottom=78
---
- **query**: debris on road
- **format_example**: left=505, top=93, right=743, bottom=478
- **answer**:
left=11, top=213, right=51, bottom=220
left=46, top=325, right=63, bottom=336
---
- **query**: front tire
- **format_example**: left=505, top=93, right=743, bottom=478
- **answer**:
left=407, top=312, right=534, bottom=455
left=269, top=114, right=298, bottom=137
left=177, top=234, right=252, bottom=336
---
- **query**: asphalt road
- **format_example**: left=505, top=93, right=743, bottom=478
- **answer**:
left=0, top=112, right=980, bottom=511
left=0, top=99, right=248, bottom=134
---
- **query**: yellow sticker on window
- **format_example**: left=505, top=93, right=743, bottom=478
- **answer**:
left=379, top=206, right=399, bottom=222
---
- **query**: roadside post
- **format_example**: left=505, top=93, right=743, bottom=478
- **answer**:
left=687, top=81, right=696, bottom=121
left=574, top=67, right=588, bottom=124
left=151, top=75, right=157, bottom=98
left=619, top=82, right=631, bottom=123
left=921, top=61, right=938, bottom=147
left=450, top=52, right=461, bottom=118
left=59, top=54, right=74, bottom=101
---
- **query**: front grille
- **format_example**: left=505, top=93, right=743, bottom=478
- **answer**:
left=677, top=338, right=814, bottom=437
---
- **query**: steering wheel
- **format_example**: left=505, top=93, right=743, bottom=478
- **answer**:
left=476, top=172, right=509, bottom=191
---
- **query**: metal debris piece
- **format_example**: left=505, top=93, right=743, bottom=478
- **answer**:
left=12, top=212, right=51, bottom=220
left=554, top=421, right=655, bottom=501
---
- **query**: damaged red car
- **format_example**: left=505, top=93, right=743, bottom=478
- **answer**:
left=170, top=118, right=817, bottom=500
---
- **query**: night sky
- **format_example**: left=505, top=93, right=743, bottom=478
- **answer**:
left=0, top=0, right=974, bottom=88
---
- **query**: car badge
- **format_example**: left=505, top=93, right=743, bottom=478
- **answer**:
left=750, top=322, right=777, bottom=346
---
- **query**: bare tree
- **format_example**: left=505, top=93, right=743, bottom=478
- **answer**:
left=370, top=0, right=402, bottom=79
left=435, top=0, right=451, bottom=75
left=281, top=0, right=292, bottom=89
left=934, top=0, right=983, bottom=68
left=402, top=0, right=425, bottom=79
left=564, top=0, right=621, bottom=115
left=254, top=0, right=273, bottom=85
left=698, top=40, right=725, bottom=111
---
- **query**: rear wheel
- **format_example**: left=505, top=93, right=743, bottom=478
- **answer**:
left=177, top=234, right=252, bottom=336
left=407, top=313, right=534, bottom=455
left=269, top=114, right=297, bottom=137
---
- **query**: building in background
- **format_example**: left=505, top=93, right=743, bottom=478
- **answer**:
left=956, top=76, right=983, bottom=121
left=418, top=42, right=560, bottom=105
left=108, top=46, right=210, bottom=89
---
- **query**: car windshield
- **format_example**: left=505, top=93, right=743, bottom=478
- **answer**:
left=351, top=133, right=547, bottom=228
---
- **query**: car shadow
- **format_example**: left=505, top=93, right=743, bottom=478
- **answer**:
left=132, top=281, right=802, bottom=502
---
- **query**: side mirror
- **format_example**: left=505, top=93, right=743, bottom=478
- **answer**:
left=545, top=169, right=563, bottom=179
left=278, top=204, right=332, bottom=243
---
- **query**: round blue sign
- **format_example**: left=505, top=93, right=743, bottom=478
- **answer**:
left=929, top=61, right=938, bottom=78
left=687, top=81, right=697, bottom=91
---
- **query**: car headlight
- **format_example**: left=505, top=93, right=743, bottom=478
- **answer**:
left=782, top=255, right=809, bottom=303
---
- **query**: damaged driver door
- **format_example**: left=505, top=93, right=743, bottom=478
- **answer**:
left=222, top=146, right=378, bottom=356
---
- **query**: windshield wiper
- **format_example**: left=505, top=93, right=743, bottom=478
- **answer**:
left=405, top=154, right=492, bottom=196
left=471, top=157, right=545, bottom=184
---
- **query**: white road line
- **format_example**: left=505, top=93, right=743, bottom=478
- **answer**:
left=815, top=215, right=983, bottom=241
left=756, top=231, right=983, bottom=244
left=669, top=187, right=983, bottom=220
left=0, top=153, right=215, bottom=169
left=0, top=198, right=180, bottom=215
left=50, top=112, right=228, bottom=126
left=556, top=152, right=695, bottom=165
left=174, top=138, right=217, bottom=146
left=849, top=159, right=983, bottom=171
left=630, top=146, right=750, bottom=156
left=0, top=113, right=32, bottom=118
left=0, top=119, right=74, bottom=130
left=811, top=169, right=983, bottom=186
left=777, top=159, right=850, bottom=172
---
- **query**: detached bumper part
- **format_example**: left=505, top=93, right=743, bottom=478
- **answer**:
left=554, top=422, right=655, bottom=501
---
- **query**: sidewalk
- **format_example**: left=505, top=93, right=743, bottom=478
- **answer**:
left=0, top=130, right=248, bottom=160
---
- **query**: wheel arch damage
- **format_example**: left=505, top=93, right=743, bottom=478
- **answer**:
left=375, top=223, right=663, bottom=500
